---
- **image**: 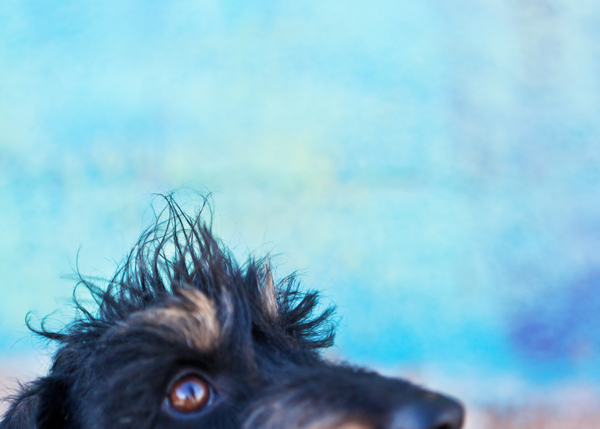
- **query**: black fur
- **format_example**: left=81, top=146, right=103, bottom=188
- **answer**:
left=1, top=196, right=464, bottom=429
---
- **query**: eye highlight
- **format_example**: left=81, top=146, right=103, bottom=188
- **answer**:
left=166, top=373, right=212, bottom=414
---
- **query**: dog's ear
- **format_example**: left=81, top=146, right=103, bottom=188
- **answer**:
left=1, top=376, right=68, bottom=429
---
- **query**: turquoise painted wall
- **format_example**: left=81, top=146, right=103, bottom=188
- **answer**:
left=1, top=0, right=600, bottom=405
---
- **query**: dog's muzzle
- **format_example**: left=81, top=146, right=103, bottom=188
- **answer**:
left=244, top=365, right=465, bottom=429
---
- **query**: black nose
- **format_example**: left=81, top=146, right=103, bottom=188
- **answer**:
left=388, top=395, right=464, bottom=429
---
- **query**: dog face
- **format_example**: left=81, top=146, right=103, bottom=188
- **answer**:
left=1, top=200, right=464, bottom=429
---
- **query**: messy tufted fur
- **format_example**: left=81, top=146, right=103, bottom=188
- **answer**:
left=37, top=197, right=336, bottom=351
left=1, top=196, right=464, bottom=429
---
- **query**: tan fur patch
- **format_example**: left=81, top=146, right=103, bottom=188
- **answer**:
left=261, top=262, right=278, bottom=319
left=116, top=289, right=221, bottom=351
left=244, top=394, right=372, bottom=429
left=305, top=423, right=371, bottom=429
left=334, top=424, right=372, bottom=429
left=305, top=418, right=372, bottom=429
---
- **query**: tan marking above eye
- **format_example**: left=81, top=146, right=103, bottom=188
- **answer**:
left=117, top=288, right=222, bottom=352
left=167, top=374, right=211, bottom=413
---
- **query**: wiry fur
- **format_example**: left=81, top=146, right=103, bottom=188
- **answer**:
left=1, top=196, right=464, bottom=429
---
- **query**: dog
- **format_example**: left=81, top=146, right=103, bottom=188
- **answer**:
left=1, top=197, right=464, bottom=429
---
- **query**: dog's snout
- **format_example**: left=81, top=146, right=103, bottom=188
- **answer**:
left=388, top=395, right=464, bottom=429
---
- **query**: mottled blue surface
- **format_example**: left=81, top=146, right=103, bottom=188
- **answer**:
left=1, top=0, right=600, bottom=401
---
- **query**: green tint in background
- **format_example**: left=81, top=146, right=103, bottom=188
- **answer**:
left=2, top=0, right=600, bottom=410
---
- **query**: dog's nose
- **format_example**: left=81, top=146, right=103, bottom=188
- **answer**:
left=388, top=394, right=464, bottom=429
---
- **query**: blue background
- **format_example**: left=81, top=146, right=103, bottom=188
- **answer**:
left=1, top=0, right=600, bottom=408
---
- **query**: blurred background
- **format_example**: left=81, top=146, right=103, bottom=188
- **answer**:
left=1, top=1, right=600, bottom=427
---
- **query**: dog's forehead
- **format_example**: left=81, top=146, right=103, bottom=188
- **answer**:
left=109, top=289, right=223, bottom=352
left=105, top=279, right=283, bottom=354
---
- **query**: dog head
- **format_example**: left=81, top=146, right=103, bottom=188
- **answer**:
left=1, top=199, right=464, bottom=429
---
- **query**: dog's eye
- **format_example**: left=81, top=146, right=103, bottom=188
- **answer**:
left=167, top=374, right=212, bottom=414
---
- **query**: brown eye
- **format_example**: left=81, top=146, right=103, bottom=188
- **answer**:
left=167, top=374, right=212, bottom=414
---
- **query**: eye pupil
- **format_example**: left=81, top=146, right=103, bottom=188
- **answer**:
left=168, top=375, right=211, bottom=413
